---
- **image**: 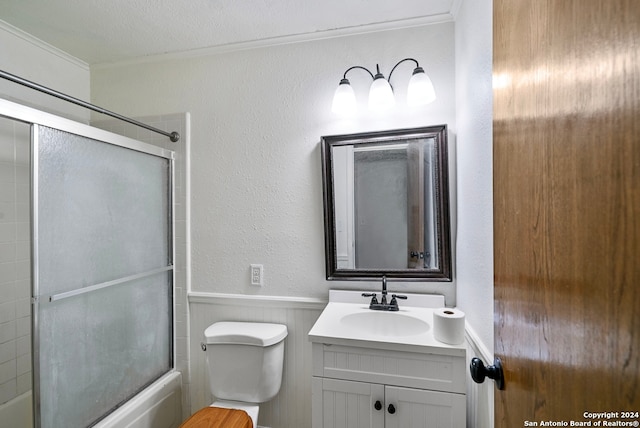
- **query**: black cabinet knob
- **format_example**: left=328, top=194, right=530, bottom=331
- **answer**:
left=470, top=357, right=505, bottom=390
left=374, top=400, right=382, bottom=411
left=388, top=404, right=396, bottom=414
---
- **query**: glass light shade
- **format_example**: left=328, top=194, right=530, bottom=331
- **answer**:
left=331, top=79, right=357, bottom=115
left=368, top=77, right=395, bottom=111
left=407, top=67, right=436, bottom=106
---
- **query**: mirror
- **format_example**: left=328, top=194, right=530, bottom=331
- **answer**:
left=321, top=125, right=452, bottom=281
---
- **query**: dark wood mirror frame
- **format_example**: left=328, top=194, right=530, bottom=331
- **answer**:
left=321, top=125, right=452, bottom=281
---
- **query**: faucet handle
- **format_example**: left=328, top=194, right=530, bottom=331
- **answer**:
left=389, top=294, right=407, bottom=308
left=362, top=293, right=378, bottom=305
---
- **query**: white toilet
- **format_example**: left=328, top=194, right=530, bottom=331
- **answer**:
left=181, top=321, right=288, bottom=428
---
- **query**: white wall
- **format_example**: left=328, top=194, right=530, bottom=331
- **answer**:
left=455, top=0, right=493, bottom=363
left=91, top=22, right=458, bottom=303
left=0, top=21, right=90, bottom=123
left=454, top=0, right=494, bottom=426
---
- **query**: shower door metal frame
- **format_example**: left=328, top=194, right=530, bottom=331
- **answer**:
left=0, top=98, right=176, bottom=428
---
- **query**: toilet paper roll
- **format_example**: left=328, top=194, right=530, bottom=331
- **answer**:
left=433, top=308, right=466, bottom=345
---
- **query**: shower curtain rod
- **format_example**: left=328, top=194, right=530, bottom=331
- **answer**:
left=0, top=69, right=180, bottom=142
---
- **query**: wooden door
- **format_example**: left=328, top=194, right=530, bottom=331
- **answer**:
left=493, top=0, right=640, bottom=426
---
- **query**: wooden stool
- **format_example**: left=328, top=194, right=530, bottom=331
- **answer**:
left=179, top=407, right=253, bottom=428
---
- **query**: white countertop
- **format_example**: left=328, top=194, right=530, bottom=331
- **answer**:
left=308, top=300, right=466, bottom=357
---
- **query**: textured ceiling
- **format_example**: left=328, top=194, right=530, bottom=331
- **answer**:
left=0, top=0, right=456, bottom=64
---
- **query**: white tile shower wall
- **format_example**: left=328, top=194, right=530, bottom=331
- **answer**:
left=188, top=294, right=325, bottom=428
left=92, top=113, right=190, bottom=420
left=0, top=117, right=31, bottom=406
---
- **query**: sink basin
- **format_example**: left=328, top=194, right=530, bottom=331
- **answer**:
left=308, top=294, right=464, bottom=354
left=340, top=311, right=430, bottom=337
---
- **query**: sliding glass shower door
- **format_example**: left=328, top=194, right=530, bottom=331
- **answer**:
left=32, top=125, right=174, bottom=428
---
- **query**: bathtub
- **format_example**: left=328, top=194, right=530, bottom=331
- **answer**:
left=0, top=371, right=182, bottom=428
left=94, top=371, right=183, bottom=428
left=0, top=390, right=33, bottom=428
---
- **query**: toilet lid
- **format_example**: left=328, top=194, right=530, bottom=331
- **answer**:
left=204, top=321, right=287, bottom=346
left=179, top=407, right=253, bottom=428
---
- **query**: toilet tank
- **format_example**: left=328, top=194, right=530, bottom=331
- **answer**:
left=204, top=321, right=288, bottom=403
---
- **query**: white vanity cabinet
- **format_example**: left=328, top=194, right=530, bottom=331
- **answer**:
left=311, top=343, right=466, bottom=428
left=308, top=293, right=467, bottom=428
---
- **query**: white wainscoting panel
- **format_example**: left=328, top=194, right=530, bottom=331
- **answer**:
left=188, top=292, right=326, bottom=428
left=464, top=324, right=494, bottom=428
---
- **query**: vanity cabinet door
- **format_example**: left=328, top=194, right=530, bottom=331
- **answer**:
left=384, top=386, right=466, bottom=428
left=312, top=377, right=384, bottom=428
left=312, top=377, right=466, bottom=428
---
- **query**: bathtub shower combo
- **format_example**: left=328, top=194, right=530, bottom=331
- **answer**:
left=0, top=71, right=181, bottom=428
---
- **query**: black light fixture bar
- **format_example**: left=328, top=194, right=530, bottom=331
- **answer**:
left=331, top=57, right=436, bottom=114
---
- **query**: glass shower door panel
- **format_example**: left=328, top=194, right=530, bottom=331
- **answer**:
left=38, top=272, right=171, bottom=428
left=34, top=126, right=173, bottom=428
left=36, top=127, right=170, bottom=296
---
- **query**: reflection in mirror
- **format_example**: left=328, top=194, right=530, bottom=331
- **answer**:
left=321, top=125, right=451, bottom=281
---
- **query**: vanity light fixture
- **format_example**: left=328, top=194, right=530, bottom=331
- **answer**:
left=331, top=58, right=436, bottom=115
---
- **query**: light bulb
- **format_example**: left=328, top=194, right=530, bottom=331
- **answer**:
left=368, top=75, right=395, bottom=111
left=407, top=67, right=436, bottom=106
left=331, top=78, right=357, bottom=115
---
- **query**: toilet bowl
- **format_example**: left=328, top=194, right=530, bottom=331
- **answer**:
left=180, top=321, right=288, bottom=428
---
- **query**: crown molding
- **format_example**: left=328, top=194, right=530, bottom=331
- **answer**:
left=0, top=19, right=89, bottom=70
left=93, top=13, right=454, bottom=70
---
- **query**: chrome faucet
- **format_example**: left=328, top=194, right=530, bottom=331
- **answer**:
left=381, top=276, right=388, bottom=305
left=362, top=276, right=407, bottom=311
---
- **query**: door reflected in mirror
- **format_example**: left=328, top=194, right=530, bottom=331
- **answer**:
left=321, top=125, right=452, bottom=281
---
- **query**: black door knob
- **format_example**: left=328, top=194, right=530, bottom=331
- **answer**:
left=470, top=357, right=505, bottom=390
left=374, top=400, right=382, bottom=411
left=387, top=404, right=396, bottom=414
